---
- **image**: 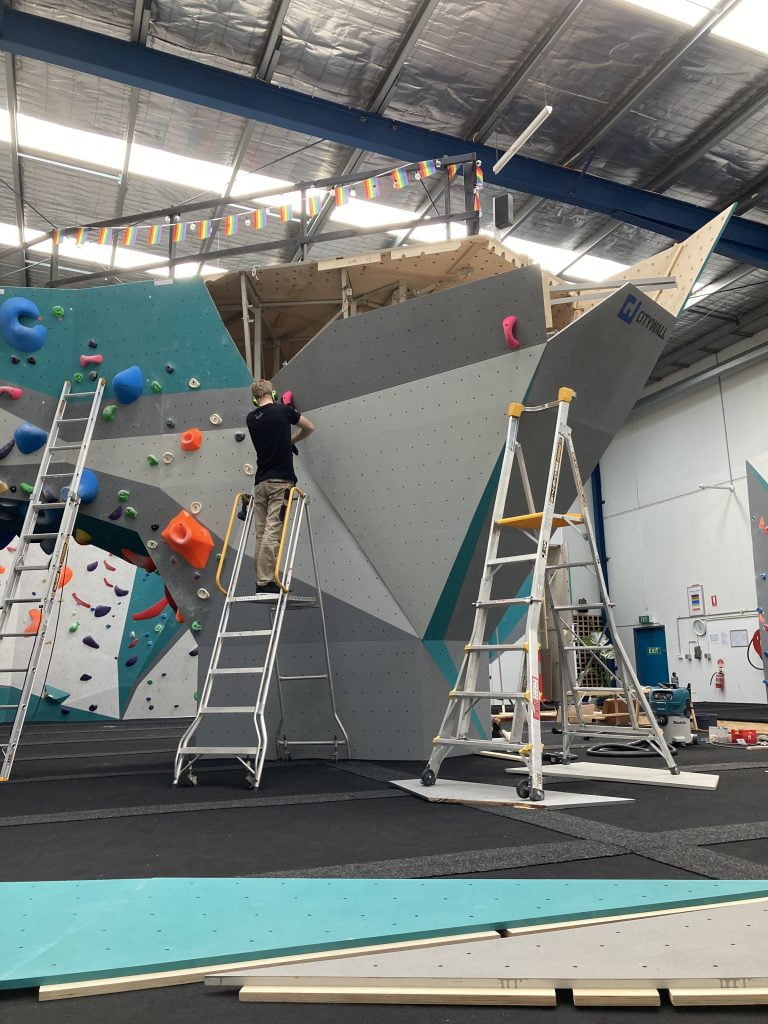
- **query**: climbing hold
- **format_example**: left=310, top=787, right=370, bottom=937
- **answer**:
left=80, top=673, right=91, bottom=681
left=193, top=571, right=201, bottom=580
left=89, top=371, right=99, bottom=382
left=162, top=452, right=174, bottom=464
left=234, top=431, right=245, bottom=442
left=0, top=385, right=23, bottom=399
left=0, top=438, right=14, bottom=460
left=69, top=622, right=80, bottom=633
left=190, top=620, right=202, bottom=632
left=164, top=363, right=174, bottom=374
left=180, top=428, right=202, bottom=451
left=88, top=339, right=98, bottom=349
left=10, top=355, right=20, bottom=364
left=243, top=464, right=254, bottom=476
left=56, top=566, right=73, bottom=590
left=72, top=593, right=91, bottom=608
left=124, top=506, right=138, bottom=519
left=86, top=561, right=98, bottom=571
left=188, top=378, right=200, bottom=389
left=209, top=413, right=222, bottom=425
left=502, top=314, right=520, bottom=351
left=150, top=523, right=159, bottom=531
left=0, top=297, right=48, bottom=352
left=153, top=623, right=164, bottom=633
left=93, top=605, right=111, bottom=617
left=161, top=509, right=214, bottom=569
left=108, top=507, right=123, bottom=520
left=43, top=685, right=70, bottom=704
left=73, top=372, right=84, bottom=384
left=165, top=418, right=176, bottom=429
left=79, top=353, right=103, bottom=367
left=112, top=365, right=144, bottom=404
left=61, top=468, right=100, bottom=505
left=117, top=489, right=130, bottom=502
left=0, top=481, right=7, bottom=496
left=51, top=305, right=65, bottom=320
left=102, top=404, right=117, bottom=422
left=20, top=482, right=34, bottom=495
left=189, top=501, right=202, bottom=515
left=146, top=539, right=158, bottom=550
left=24, top=609, right=41, bottom=635
left=14, top=422, right=48, bottom=454
left=27, top=355, right=36, bottom=365
left=114, top=585, right=129, bottom=597
left=189, top=649, right=199, bottom=657
left=125, top=655, right=138, bottom=668
left=74, top=529, right=92, bottom=545
left=82, top=635, right=100, bottom=649
left=150, top=380, right=163, bottom=393
left=197, top=588, right=210, bottom=600
left=88, top=704, right=98, bottom=712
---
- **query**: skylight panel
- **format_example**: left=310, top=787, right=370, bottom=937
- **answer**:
left=16, top=114, right=126, bottom=170
left=713, top=0, right=768, bottom=56
left=566, top=253, right=631, bottom=281
left=332, top=198, right=419, bottom=230
left=612, top=0, right=717, bottom=27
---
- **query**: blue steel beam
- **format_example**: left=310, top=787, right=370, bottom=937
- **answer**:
left=1, top=8, right=768, bottom=269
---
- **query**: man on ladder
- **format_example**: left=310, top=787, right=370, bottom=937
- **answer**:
left=246, top=379, right=315, bottom=595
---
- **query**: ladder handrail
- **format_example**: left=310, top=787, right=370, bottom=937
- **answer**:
left=215, top=491, right=250, bottom=596
left=275, top=486, right=305, bottom=593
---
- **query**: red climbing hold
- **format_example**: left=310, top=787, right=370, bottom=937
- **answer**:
left=502, top=315, right=520, bottom=351
left=24, top=609, right=41, bottom=635
left=131, top=596, right=169, bottom=621
left=161, top=510, right=214, bottom=568
left=180, top=428, right=203, bottom=451
left=72, top=592, right=92, bottom=608
left=56, top=565, right=73, bottom=590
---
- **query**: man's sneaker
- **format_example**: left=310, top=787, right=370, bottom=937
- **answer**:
left=255, top=582, right=281, bottom=595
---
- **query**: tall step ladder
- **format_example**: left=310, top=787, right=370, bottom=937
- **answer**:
left=174, top=486, right=349, bottom=790
left=421, top=387, right=677, bottom=801
left=0, top=378, right=106, bottom=782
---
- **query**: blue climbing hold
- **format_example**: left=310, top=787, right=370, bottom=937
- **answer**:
left=60, top=468, right=99, bottom=505
left=14, top=422, right=48, bottom=455
left=0, top=297, right=47, bottom=353
left=112, top=366, right=144, bottom=405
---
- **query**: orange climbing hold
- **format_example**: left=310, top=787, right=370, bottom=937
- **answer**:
left=160, top=509, right=214, bottom=569
left=56, top=565, right=73, bottom=590
left=25, top=608, right=41, bottom=635
left=180, top=428, right=203, bottom=451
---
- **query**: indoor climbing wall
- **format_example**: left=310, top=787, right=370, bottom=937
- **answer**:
left=747, top=454, right=768, bottom=691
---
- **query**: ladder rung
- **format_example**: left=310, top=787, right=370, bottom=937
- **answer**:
left=465, top=643, right=527, bottom=652
left=475, top=598, right=535, bottom=607
left=0, top=631, right=35, bottom=638
left=3, top=597, right=41, bottom=604
left=434, top=737, right=526, bottom=750
left=572, top=687, right=627, bottom=695
left=42, top=472, right=75, bottom=479
left=497, top=512, right=583, bottom=530
left=220, top=630, right=273, bottom=638
left=487, top=554, right=537, bottom=566
left=199, top=707, right=256, bottom=714
left=58, top=417, right=89, bottom=423
left=549, top=560, right=595, bottom=570
left=49, top=443, right=83, bottom=451
left=450, top=690, right=526, bottom=700
left=229, top=595, right=283, bottom=603
left=177, top=746, right=261, bottom=755
left=0, top=667, right=30, bottom=673
left=62, top=389, right=100, bottom=397
left=209, top=667, right=264, bottom=675
left=0, top=703, right=21, bottom=708
left=12, top=564, right=50, bottom=572
left=279, top=740, right=344, bottom=746
left=32, top=501, right=67, bottom=510
left=21, top=532, right=59, bottom=540
left=279, top=674, right=329, bottom=681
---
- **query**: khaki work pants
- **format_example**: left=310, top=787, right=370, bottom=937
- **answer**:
left=253, top=479, right=291, bottom=585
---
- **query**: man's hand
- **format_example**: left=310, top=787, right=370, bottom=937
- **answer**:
left=291, top=414, right=315, bottom=445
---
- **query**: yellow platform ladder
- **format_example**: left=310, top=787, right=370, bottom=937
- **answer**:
left=420, top=387, right=677, bottom=801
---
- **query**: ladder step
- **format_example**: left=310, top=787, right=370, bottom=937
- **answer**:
left=220, top=630, right=273, bottom=638
left=434, top=737, right=526, bottom=750
left=487, top=554, right=537, bottom=566
left=475, top=598, right=535, bottom=607
left=0, top=667, right=30, bottom=673
left=3, top=597, right=41, bottom=604
left=21, top=532, right=59, bottom=540
left=229, top=595, right=283, bottom=603
left=465, top=643, right=527, bottom=652
left=572, top=686, right=627, bottom=695
left=497, top=512, right=583, bottom=530
left=177, top=746, right=262, bottom=756
left=41, top=472, right=76, bottom=479
left=199, top=707, right=257, bottom=714
left=209, top=667, right=264, bottom=675
left=12, top=564, right=50, bottom=572
left=31, top=501, right=67, bottom=510
left=279, top=674, right=329, bottom=682
left=0, top=631, right=35, bottom=638
left=49, top=443, right=84, bottom=451
left=554, top=603, right=611, bottom=611
left=450, top=690, right=527, bottom=700
left=58, top=417, right=89, bottom=423
left=549, top=560, right=595, bottom=570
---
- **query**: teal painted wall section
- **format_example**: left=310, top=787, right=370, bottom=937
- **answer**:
left=0, top=279, right=250, bottom=397
left=0, top=687, right=114, bottom=725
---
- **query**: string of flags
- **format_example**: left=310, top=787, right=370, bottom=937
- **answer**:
left=50, top=158, right=483, bottom=249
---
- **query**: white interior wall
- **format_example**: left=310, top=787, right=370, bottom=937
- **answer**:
left=599, top=357, right=766, bottom=705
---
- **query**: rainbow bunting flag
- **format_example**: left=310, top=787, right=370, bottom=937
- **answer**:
left=74, top=227, right=87, bottom=245
left=362, top=177, right=380, bottom=200
left=306, top=195, right=320, bottom=217
left=390, top=167, right=408, bottom=189
left=417, top=160, right=438, bottom=179
left=334, top=185, right=351, bottom=206
left=122, top=226, right=137, bottom=246
left=251, top=209, right=265, bottom=230
left=279, top=205, right=292, bottom=223
left=171, top=222, right=187, bottom=243
left=222, top=214, right=237, bottom=237
left=52, top=229, right=61, bottom=245
left=197, top=219, right=211, bottom=240
left=147, top=224, right=161, bottom=245
left=97, top=227, right=112, bottom=246
left=475, top=163, right=484, bottom=189
left=446, top=163, right=457, bottom=180
left=473, top=191, right=481, bottom=212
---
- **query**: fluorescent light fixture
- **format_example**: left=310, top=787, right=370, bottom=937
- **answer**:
left=492, top=106, right=553, bottom=175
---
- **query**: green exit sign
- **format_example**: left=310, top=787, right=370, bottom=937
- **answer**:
left=639, top=615, right=651, bottom=625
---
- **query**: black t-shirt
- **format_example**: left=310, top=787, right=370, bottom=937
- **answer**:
left=246, top=402, right=301, bottom=484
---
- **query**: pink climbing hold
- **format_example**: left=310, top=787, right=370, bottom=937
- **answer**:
left=0, top=386, right=23, bottom=400
left=79, top=353, right=104, bottom=367
left=502, top=315, right=520, bottom=351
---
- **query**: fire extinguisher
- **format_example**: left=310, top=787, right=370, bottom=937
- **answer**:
left=711, top=659, right=725, bottom=690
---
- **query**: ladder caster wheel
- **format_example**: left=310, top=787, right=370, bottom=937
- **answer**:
left=421, top=768, right=436, bottom=788
left=529, top=788, right=545, bottom=802
left=516, top=778, right=532, bottom=800
left=691, top=734, right=700, bottom=745
left=671, top=766, right=681, bottom=776
left=551, top=726, right=563, bottom=735
left=187, top=774, right=197, bottom=787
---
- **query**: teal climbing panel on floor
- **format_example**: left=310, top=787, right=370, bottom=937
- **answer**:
left=2, top=877, right=768, bottom=988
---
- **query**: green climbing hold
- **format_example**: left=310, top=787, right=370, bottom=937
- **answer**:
left=190, top=621, right=202, bottom=633
left=68, top=622, right=80, bottom=633
left=20, top=482, right=34, bottom=495
left=117, top=489, right=130, bottom=502
left=193, top=691, right=199, bottom=701
left=52, top=305, right=65, bottom=320
left=73, top=372, right=84, bottom=383
left=146, top=453, right=159, bottom=466
left=124, top=506, right=138, bottom=519
left=102, top=404, right=117, bottom=422
left=150, top=380, right=163, bottom=393
left=146, top=679, right=153, bottom=686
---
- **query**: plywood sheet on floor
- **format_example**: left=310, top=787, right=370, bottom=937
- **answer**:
left=391, top=778, right=633, bottom=808
left=502, top=760, right=719, bottom=789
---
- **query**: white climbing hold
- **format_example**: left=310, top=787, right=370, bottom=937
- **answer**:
left=209, top=413, right=222, bottom=425
left=197, top=587, right=210, bottom=600
left=188, top=378, right=200, bottom=389
left=162, top=451, right=174, bottom=464
left=243, top=463, right=254, bottom=476
left=146, top=539, right=158, bottom=550
left=189, top=500, right=202, bottom=515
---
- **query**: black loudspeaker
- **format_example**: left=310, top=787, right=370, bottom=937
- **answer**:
left=493, top=194, right=513, bottom=229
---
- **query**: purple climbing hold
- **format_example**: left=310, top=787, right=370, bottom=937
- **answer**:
left=108, top=506, right=123, bottom=520
left=125, top=655, right=138, bottom=667
left=82, top=635, right=99, bottom=649
left=189, top=649, right=199, bottom=657
left=80, top=674, right=92, bottom=681
left=86, top=560, right=98, bottom=572
left=0, top=438, right=15, bottom=460
left=93, top=605, right=111, bottom=617
left=88, top=704, right=98, bottom=712
left=114, top=586, right=129, bottom=597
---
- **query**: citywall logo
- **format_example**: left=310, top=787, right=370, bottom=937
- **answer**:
left=617, top=293, right=667, bottom=340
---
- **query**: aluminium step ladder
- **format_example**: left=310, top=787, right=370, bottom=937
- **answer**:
left=420, top=387, right=677, bottom=801
left=0, top=378, right=106, bottom=782
left=173, top=486, right=349, bottom=790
